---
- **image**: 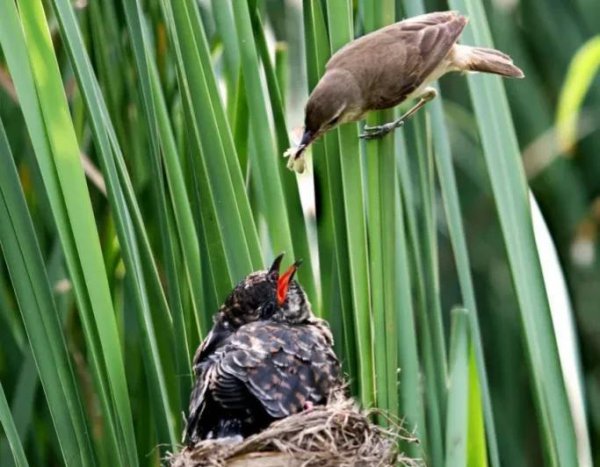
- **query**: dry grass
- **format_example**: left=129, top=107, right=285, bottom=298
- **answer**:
left=168, top=394, right=421, bottom=467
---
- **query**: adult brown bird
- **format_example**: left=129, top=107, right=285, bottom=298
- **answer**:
left=184, top=254, right=342, bottom=444
left=284, top=10, right=524, bottom=173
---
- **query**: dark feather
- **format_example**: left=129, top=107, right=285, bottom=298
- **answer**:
left=184, top=319, right=341, bottom=443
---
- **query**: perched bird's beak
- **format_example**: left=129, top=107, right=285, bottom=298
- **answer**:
left=299, top=129, right=314, bottom=149
left=277, top=259, right=302, bottom=306
left=293, top=129, right=315, bottom=159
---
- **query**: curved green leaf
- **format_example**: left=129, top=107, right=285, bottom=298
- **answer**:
left=556, top=36, right=600, bottom=153
left=447, top=1, right=580, bottom=464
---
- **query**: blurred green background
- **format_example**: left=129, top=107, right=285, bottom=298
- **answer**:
left=0, top=0, right=598, bottom=466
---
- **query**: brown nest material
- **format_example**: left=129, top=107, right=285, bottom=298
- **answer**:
left=168, top=394, right=421, bottom=467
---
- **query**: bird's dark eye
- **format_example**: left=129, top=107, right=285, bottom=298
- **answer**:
left=259, top=302, right=276, bottom=320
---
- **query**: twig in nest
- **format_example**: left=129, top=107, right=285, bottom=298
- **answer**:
left=167, top=393, right=422, bottom=467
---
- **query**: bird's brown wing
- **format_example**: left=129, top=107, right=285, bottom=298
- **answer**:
left=215, top=321, right=341, bottom=419
left=326, top=11, right=467, bottom=109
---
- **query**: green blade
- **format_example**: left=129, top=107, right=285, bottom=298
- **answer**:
left=0, top=119, right=95, bottom=466
left=447, top=1, right=580, bottom=464
left=400, top=2, right=501, bottom=464
left=159, top=0, right=260, bottom=294
left=325, top=0, right=375, bottom=410
left=445, top=307, right=470, bottom=467
left=0, top=0, right=135, bottom=463
left=302, top=0, right=358, bottom=388
left=397, top=119, right=444, bottom=466
left=231, top=1, right=295, bottom=258
left=50, top=0, right=182, bottom=448
left=393, top=183, right=426, bottom=458
left=247, top=5, right=318, bottom=305
left=467, top=347, right=488, bottom=467
left=0, top=383, right=28, bottom=467
left=362, top=0, right=395, bottom=418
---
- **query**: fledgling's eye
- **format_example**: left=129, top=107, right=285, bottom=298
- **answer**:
left=259, top=302, right=276, bottom=320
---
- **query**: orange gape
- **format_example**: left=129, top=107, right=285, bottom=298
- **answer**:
left=277, top=263, right=298, bottom=306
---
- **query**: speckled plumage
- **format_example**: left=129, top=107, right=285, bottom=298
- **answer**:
left=184, top=258, right=342, bottom=444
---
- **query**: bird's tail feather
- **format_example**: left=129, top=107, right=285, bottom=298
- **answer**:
left=455, top=45, right=524, bottom=78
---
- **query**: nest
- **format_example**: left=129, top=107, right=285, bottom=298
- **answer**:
left=168, top=394, right=421, bottom=467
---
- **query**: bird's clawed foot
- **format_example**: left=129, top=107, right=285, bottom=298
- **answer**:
left=360, top=87, right=438, bottom=141
left=359, top=120, right=404, bottom=139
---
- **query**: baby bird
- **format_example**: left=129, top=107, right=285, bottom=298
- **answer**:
left=184, top=254, right=342, bottom=444
left=284, top=10, right=523, bottom=172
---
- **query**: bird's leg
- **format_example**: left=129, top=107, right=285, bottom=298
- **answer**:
left=397, top=87, right=438, bottom=122
left=360, top=87, right=438, bottom=139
